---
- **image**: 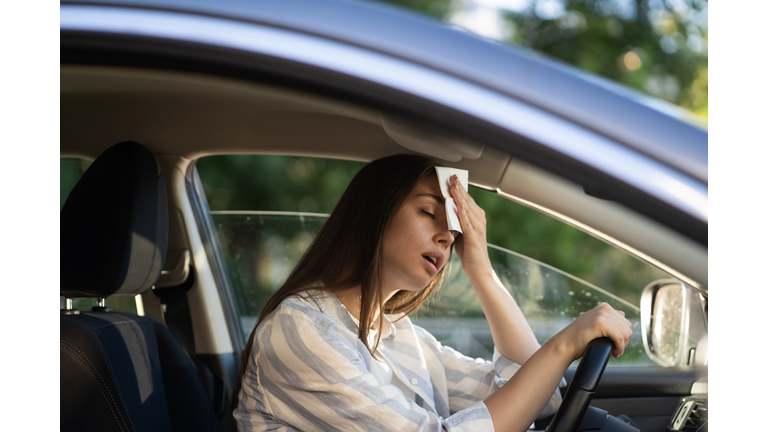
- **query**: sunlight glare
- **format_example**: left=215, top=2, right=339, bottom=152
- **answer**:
left=623, top=51, right=642, bottom=71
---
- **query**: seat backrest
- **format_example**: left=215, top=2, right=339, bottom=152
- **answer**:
left=60, top=141, right=222, bottom=432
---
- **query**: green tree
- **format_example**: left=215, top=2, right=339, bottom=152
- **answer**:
left=374, top=0, right=708, bottom=119
left=197, top=156, right=364, bottom=213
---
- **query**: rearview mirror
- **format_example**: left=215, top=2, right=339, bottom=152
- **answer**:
left=640, top=280, right=707, bottom=367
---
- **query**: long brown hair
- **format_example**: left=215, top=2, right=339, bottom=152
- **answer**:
left=233, top=154, right=451, bottom=403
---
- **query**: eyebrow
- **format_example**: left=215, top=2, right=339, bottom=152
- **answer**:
left=415, top=193, right=445, bottom=204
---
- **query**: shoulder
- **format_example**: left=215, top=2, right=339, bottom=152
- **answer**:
left=258, top=291, right=333, bottom=333
left=398, top=316, right=440, bottom=346
left=255, top=291, right=360, bottom=350
left=387, top=314, right=442, bottom=350
left=251, top=293, right=371, bottom=373
left=411, top=322, right=440, bottom=346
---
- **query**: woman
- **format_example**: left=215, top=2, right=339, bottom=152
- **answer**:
left=233, top=154, right=632, bottom=431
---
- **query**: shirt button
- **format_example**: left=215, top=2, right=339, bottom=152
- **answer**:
left=410, top=378, right=418, bottom=385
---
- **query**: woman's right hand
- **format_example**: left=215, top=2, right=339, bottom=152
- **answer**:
left=554, top=302, right=633, bottom=360
left=482, top=302, right=632, bottom=430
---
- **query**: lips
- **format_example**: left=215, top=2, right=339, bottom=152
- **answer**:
left=422, top=252, right=444, bottom=275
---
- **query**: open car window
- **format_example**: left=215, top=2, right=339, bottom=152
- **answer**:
left=196, top=155, right=680, bottom=367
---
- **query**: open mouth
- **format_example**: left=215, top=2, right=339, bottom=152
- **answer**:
left=422, top=254, right=441, bottom=274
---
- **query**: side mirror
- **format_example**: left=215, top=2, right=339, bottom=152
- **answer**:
left=641, top=280, right=707, bottom=367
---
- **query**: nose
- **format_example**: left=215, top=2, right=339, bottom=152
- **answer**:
left=436, top=227, right=456, bottom=246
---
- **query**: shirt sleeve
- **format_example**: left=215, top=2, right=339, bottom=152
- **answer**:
left=433, top=331, right=563, bottom=419
left=238, top=302, right=495, bottom=432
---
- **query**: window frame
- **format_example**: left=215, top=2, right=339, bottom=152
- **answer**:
left=191, top=154, right=686, bottom=368
left=187, top=161, right=248, bottom=354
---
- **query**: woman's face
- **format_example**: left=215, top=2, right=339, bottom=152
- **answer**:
left=381, top=173, right=457, bottom=297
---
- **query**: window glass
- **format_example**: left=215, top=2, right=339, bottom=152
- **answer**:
left=60, top=157, right=140, bottom=315
left=197, top=155, right=674, bottom=367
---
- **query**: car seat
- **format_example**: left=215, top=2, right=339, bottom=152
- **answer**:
left=60, top=141, right=222, bottom=432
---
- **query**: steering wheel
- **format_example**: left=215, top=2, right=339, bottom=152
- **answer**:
left=546, top=337, right=614, bottom=432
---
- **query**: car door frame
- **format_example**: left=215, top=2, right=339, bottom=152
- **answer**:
left=61, top=2, right=708, bottom=431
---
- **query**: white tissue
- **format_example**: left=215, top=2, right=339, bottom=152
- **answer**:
left=434, top=167, right=469, bottom=233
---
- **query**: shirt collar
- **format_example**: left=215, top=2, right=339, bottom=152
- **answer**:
left=307, top=289, right=397, bottom=340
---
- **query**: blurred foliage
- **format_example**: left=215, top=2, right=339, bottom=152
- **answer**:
left=211, top=214, right=327, bottom=317
left=373, top=0, right=708, bottom=120
left=472, top=187, right=669, bottom=306
left=198, top=155, right=365, bottom=213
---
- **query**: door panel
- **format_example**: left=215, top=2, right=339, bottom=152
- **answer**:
left=566, top=366, right=700, bottom=398
left=563, top=366, right=704, bottom=432
left=591, top=397, right=679, bottom=432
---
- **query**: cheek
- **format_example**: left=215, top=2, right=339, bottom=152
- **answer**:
left=382, top=223, right=408, bottom=261
left=382, top=216, right=419, bottom=265
left=382, top=228, right=409, bottom=256
left=386, top=210, right=416, bottom=242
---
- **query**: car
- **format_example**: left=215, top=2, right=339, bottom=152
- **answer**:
left=60, top=0, right=707, bottom=431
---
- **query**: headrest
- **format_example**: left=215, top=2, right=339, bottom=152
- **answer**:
left=61, top=141, right=168, bottom=298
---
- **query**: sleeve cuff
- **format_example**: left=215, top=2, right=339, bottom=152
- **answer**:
left=442, top=401, right=494, bottom=432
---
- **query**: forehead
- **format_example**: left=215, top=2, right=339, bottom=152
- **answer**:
left=410, top=173, right=443, bottom=202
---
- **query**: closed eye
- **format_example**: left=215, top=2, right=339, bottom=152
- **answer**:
left=421, top=210, right=435, bottom=219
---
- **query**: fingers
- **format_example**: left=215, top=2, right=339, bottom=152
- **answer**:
left=593, top=303, right=632, bottom=358
left=458, top=203, right=473, bottom=232
left=451, top=175, right=482, bottom=214
left=570, top=303, right=630, bottom=359
left=450, top=175, right=472, bottom=230
left=450, top=175, right=484, bottom=231
left=608, top=322, right=629, bottom=358
left=455, top=192, right=474, bottom=231
left=557, top=303, right=633, bottom=361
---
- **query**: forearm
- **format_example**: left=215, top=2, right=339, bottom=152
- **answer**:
left=483, top=336, right=571, bottom=432
left=468, top=269, right=540, bottom=365
left=449, top=176, right=539, bottom=365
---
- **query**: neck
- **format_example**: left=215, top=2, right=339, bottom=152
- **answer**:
left=335, top=285, right=398, bottom=325
left=335, top=286, right=366, bottom=322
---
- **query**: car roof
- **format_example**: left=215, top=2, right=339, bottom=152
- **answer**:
left=60, top=0, right=708, bottom=289
left=63, top=0, right=707, bottom=185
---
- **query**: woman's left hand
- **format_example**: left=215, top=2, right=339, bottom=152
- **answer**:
left=449, top=175, right=493, bottom=282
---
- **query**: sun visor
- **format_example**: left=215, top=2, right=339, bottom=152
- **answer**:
left=380, top=115, right=484, bottom=162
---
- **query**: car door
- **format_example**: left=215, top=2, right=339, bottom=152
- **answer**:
left=61, top=1, right=707, bottom=431
left=192, top=154, right=706, bottom=432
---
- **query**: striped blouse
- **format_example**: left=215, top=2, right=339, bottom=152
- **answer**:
left=234, top=290, right=563, bottom=431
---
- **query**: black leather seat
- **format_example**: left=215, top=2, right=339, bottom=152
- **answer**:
left=60, top=141, right=222, bottom=432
